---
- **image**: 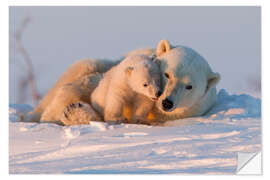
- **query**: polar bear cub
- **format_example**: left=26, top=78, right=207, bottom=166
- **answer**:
left=91, top=55, right=162, bottom=124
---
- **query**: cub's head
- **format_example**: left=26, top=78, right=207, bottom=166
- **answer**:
left=126, top=57, right=162, bottom=101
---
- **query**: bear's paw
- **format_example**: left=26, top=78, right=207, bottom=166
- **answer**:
left=61, top=102, right=102, bottom=126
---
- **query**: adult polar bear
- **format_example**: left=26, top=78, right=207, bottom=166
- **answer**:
left=122, top=40, right=221, bottom=123
left=21, top=40, right=220, bottom=125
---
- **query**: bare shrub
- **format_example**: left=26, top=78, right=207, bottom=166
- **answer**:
left=15, top=17, right=41, bottom=105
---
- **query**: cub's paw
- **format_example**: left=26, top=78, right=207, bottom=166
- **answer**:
left=61, top=102, right=101, bottom=126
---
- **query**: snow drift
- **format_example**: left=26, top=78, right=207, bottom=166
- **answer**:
left=9, top=89, right=261, bottom=174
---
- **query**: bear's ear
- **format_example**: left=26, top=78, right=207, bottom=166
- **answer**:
left=156, top=40, right=172, bottom=57
left=206, top=72, right=221, bottom=91
left=125, top=67, right=134, bottom=76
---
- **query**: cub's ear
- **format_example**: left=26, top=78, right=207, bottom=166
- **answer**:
left=125, top=67, right=134, bottom=76
left=156, top=40, right=172, bottom=57
left=206, top=72, right=221, bottom=91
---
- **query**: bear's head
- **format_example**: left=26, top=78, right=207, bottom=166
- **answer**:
left=125, top=57, right=162, bottom=101
left=155, top=40, right=221, bottom=113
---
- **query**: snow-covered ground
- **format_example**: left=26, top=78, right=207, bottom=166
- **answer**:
left=9, top=89, right=261, bottom=174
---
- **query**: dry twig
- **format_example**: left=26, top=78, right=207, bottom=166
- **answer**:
left=15, top=17, right=41, bottom=105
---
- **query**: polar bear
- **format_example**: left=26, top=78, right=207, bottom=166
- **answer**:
left=21, top=40, right=220, bottom=126
left=91, top=55, right=162, bottom=124
left=57, top=40, right=220, bottom=125
left=125, top=40, right=221, bottom=123
left=63, top=40, right=220, bottom=124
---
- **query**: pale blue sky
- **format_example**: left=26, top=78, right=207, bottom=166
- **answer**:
left=9, top=6, right=261, bottom=105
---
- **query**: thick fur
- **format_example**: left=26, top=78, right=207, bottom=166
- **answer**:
left=40, top=73, right=103, bottom=125
left=21, top=40, right=220, bottom=125
left=125, top=40, right=221, bottom=123
left=88, top=40, right=220, bottom=124
left=91, top=55, right=161, bottom=124
left=20, top=58, right=119, bottom=125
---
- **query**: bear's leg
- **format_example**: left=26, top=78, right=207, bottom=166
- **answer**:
left=104, top=91, right=127, bottom=125
left=132, top=95, right=155, bottom=125
left=40, top=83, right=83, bottom=124
left=41, top=74, right=103, bottom=125
left=21, top=59, right=118, bottom=123
left=60, top=101, right=102, bottom=126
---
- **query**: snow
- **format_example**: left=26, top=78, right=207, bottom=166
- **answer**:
left=9, top=89, right=261, bottom=174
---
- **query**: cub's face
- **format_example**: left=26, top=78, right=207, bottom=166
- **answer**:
left=126, top=61, right=162, bottom=101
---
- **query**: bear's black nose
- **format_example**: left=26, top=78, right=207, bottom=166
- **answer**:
left=156, top=91, right=162, bottom=98
left=162, top=98, right=174, bottom=111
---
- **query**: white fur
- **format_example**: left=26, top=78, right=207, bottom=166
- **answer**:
left=20, top=58, right=117, bottom=124
left=20, top=40, right=220, bottom=126
left=125, top=40, right=221, bottom=122
left=91, top=55, right=161, bottom=124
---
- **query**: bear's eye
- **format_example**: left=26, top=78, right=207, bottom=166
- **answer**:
left=143, top=83, right=148, bottom=87
left=164, top=73, right=170, bottom=79
left=185, top=85, right=193, bottom=90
